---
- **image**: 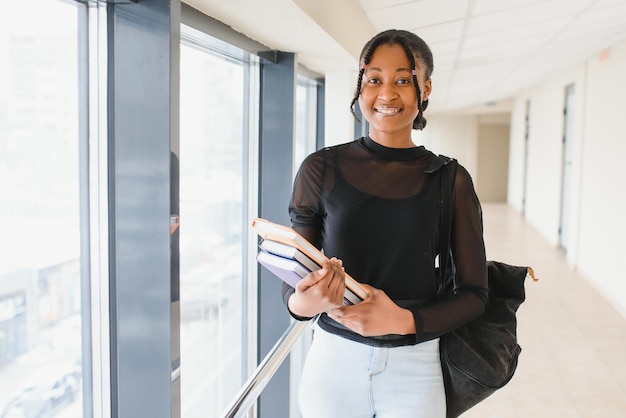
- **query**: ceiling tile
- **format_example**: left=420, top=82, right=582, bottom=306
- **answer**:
left=589, top=0, right=626, bottom=10
left=466, top=1, right=586, bottom=36
left=572, top=2, right=626, bottom=26
left=474, top=0, right=546, bottom=16
left=474, top=0, right=593, bottom=17
left=429, top=38, right=462, bottom=57
left=364, top=0, right=470, bottom=32
left=358, top=0, right=425, bottom=12
left=411, top=20, right=465, bottom=44
left=465, top=16, right=570, bottom=48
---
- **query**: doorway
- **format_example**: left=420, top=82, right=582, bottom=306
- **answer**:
left=522, top=101, right=530, bottom=215
left=559, top=84, right=575, bottom=252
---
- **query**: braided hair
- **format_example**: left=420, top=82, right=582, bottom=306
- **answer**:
left=350, top=29, right=434, bottom=130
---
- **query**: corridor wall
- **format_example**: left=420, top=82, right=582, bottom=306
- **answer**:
left=509, top=38, right=626, bottom=317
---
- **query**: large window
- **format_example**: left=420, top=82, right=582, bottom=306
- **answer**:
left=294, top=75, right=319, bottom=173
left=0, top=1, right=83, bottom=417
left=179, top=26, right=258, bottom=417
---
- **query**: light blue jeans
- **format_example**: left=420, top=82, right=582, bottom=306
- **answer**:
left=298, top=325, right=446, bottom=418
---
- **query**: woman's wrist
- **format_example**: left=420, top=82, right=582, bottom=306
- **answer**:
left=288, top=293, right=316, bottom=319
left=397, top=307, right=417, bottom=334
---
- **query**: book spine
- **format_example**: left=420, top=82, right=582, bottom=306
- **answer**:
left=252, top=218, right=369, bottom=301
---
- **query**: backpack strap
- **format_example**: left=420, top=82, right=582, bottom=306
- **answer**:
left=424, top=155, right=457, bottom=296
left=424, top=154, right=453, bottom=174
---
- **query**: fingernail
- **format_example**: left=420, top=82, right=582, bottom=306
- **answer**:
left=317, top=269, right=326, bottom=276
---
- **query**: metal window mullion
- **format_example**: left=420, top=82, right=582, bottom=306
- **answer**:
left=316, top=79, right=325, bottom=150
left=258, top=51, right=297, bottom=418
left=86, top=3, right=112, bottom=418
left=107, top=1, right=178, bottom=417
left=243, top=55, right=261, bottom=418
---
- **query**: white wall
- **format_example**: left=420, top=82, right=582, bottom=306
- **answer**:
left=324, top=69, right=357, bottom=146
left=421, top=115, right=479, bottom=179
left=420, top=114, right=510, bottom=204
left=508, top=39, right=626, bottom=317
left=576, top=41, right=626, bottom=315
left=507, top=99, right=528, bottom=212
left=516, top=76, right=576, bottom=246
left=477, top=123, right=510, bottom=202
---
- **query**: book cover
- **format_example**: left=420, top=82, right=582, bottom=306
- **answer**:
left=257, top=249, right=359, bottom=306
left=256, top=249, right=310, bottom=288
left=251, top=217, right=369, bottom=303
left=259, top=239, right=321, bottom=272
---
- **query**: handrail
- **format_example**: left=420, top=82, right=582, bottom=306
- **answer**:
left=221, top=319, right=313, bottom=418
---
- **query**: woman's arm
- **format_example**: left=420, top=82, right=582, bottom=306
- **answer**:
left=412, top=164, right=488, bottom=342
left=282, top=150, right=345, bottom=319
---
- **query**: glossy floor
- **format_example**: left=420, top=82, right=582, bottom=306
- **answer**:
left=463, top=204, right=626, bottom=418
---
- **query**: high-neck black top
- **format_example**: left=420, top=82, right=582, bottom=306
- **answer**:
left=283, top=136, right=488, bottom=346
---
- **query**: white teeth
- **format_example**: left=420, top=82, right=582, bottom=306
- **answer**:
left=376, top=106, right=400, bottom=115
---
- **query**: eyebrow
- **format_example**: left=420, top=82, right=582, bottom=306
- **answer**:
left=365, top=66, right=412, bottom=73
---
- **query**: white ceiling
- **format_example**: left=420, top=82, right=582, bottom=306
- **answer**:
left=185, top=0, right=626, bottom=114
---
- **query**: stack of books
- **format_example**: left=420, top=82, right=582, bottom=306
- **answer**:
left=251, top=218, right=368, bottom=306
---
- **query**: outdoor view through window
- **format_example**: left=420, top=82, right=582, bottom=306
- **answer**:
left=179, top=33, right=248, bottom=417
left=0, top=5, right=318, bottom=416
left=0, top=1, right=83, bottom=417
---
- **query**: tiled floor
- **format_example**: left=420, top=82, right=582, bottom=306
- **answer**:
left=463, top=204, right=626, bottom=418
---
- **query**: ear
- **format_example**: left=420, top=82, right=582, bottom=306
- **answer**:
left=422, top=78, right=432, bottom=101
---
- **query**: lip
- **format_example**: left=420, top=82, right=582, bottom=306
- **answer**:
left=374, top=105, right=402, bottom=115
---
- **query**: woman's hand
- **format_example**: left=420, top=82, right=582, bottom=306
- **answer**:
left=327, top=284, right=416, bottom=337
left=288, top=258, right=346, bottom=318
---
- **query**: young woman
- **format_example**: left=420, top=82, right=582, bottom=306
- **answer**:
left=283, top=29, right=488, bottom=418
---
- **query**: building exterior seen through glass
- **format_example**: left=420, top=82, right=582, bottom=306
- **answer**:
left=179, top=31, right=251, bottom=418
left=0, top=1, right=83, bottom=417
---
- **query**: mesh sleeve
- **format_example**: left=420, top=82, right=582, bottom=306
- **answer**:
left=412, top=164, right=489, bottom=343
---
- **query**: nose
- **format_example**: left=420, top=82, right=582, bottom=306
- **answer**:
left=378, top=82, right=399, bottom=100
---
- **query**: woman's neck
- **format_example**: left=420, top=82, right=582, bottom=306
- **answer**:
left=368, top=132, right=416, bottom=149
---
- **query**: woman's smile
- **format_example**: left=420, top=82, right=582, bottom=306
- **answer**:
left=375, top=105, right=402, bottom=115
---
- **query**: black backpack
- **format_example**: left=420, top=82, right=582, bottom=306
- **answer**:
left=426, top=155, right=537, bottom=418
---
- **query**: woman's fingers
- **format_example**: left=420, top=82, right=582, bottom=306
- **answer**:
left=325, top=259, right=346, bottom=294
left=292, top=257, right=347, bottom=314
left=314, top=258, right=345, bottom=306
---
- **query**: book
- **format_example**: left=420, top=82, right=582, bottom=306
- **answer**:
left=256, top=249, right=311, bottom=288
left=251, top=217, right=369, bottom=303
left=259, top=239, right=321, bottom=272
left=256, top=248, right=359, bottom=306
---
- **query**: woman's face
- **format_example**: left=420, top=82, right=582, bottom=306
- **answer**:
left=358, top=43, right=431, bottom=143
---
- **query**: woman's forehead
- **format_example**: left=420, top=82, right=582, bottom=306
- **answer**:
left=370, top=44, right=408, bottom=60
left=366, top=44, right=424, bottom=69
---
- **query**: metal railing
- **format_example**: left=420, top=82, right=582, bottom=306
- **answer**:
left=221, top=319, right=313, bottom=418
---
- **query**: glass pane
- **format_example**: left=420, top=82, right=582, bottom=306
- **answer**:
left=0, top=2, right=83, bottom=417
left=295, top=77, right=318, bottom=173
left=179, top=38, right=246, bottom=417
left=291, top=75, right=319, bottom=415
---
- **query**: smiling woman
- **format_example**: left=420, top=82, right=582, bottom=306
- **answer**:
left=357, top=43, right=430, bottom=147
left=283, top=29, right=488, bottom=418
left=351, top=29, right=434, bottom=141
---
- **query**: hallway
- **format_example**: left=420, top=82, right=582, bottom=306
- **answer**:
left=464, top=204, right=626, bottom=417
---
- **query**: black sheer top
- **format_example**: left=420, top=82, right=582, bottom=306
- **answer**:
left=282, top=136, right=488, bottom=346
